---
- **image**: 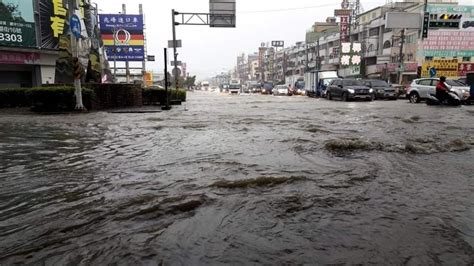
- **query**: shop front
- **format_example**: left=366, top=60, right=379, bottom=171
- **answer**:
left=0, top=50, right=41, bottom=88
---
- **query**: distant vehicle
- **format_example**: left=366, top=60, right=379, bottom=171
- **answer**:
left=406, top=78, right=470, bottom=103
left=261, top=82, right=273, bottom=94
left=201, top=81, right=210, bottom=91
left=228, top=80, right=241, bottom=94
left=304, top=71, right=338, bottom=98
left=364, top=79, right=397, bottom=100
left=273, top=85, right=291, bottom=96
left=248, top=81, right=262, bottom=93
left=220, top=83, right=229, bottom=93
left=294, top=79, right=306, bottom=95
left=326, top=79, right=374, bottom=101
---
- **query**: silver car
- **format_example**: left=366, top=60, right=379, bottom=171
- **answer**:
left=273, top=85, right=290, bottom=96
left=407, top=78, right=470, bottom=103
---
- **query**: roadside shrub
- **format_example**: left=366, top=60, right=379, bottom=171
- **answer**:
left=27, top=86, right=95, bottom=112
left=143, top=88, right=187, bottom=105
left=0, top=88, right=30, bottom=107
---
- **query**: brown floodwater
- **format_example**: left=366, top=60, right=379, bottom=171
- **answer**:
left=1, top=92, right=473, bottom=264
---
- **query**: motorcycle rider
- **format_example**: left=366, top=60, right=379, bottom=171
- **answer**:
left=435, top=76, right=449, bottom=103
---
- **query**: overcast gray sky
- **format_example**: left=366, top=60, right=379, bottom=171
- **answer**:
left=94, top=0, right=472, bottom=80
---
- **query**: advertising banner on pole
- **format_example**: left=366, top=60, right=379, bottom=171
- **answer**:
left=99, top=14, right=145, bottom=61
left=0, top=0, right=36, bottom=47
left=340, top=16, right=349, bottom=42
left=39, top=0, right=68, bottom=49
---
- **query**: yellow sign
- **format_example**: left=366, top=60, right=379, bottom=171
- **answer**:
left=421, top=59, right=458, bottom=78
left=50, top=0, right=66, bottom=38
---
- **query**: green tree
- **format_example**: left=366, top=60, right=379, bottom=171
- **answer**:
left=184, top=75, right=196, bottom=88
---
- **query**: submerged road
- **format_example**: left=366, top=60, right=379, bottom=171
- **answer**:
left=1, top=92, right=473, bottom=264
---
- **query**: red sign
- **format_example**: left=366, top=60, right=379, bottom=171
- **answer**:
left=458, top=63, right=474, bottom=77
left=0, top=51, right=40, bottom=65
left=340, top=16, right=349, bottom=42
left=376, top=63, right=418, bottom=73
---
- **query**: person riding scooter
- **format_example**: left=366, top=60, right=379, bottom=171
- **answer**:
left=426, top=76, right=461, bottom=106
left=435, top=76, right=449, bottom=103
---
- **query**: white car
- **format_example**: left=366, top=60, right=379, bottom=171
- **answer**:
left=407, top=78, right=470, bottom=103
left=273, top=85, right=290, bottom=96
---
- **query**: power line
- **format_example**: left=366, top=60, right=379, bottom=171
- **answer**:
left=238, top=3, right=339, bottom=14
left=238, top=0, right=382, bottom=14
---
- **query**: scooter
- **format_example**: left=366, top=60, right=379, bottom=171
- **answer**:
left=426, top=90, right=461, bottom=106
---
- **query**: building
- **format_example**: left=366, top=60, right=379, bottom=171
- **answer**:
left=0, top=0, right=102, bottom=88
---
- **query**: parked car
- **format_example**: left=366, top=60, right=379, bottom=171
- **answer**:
left=406, top=78, right=470, bottom=103
left=364, top=79, right=397, bottom=100
left=326, top=79, right=374, bottom=101
left=273, top=85, right=291, bottom=96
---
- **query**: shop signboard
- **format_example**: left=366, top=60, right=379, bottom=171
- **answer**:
left=340, top=16, right=349, bottom=42
left=0, top=0, right=36, bottom=47
left=458, top=63, right=474, bottom=77
left=376, top=63, right=417, bottom=73
left=421, top=59, right=458, bottom=78
left=39, top=0, right=68, bottom=49
left=0, top=51, right=40, bottom=64
left=99, top=14, right=145, bottom=61
left=340, top=42, right=362, bottom=66
left=421, top=30, right=474, bottom=57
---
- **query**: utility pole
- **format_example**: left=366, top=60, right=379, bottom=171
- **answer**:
left=172, top=9, right=178, bottom=90
left=122, top=4, right=130, bottom=83
left=113, top=25, right=117, bottom=81
left=69, top=0, right=84, bottom=110
left=397, top=29, right=405, bottom=84
left=140, top=4, right=146, bottom=86
left=163, top=48, right=171, bottom=110
left=316, top=39, right=320, bottom=70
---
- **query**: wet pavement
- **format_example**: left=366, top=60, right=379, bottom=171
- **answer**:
left=1, top=91, right=473, bottom=265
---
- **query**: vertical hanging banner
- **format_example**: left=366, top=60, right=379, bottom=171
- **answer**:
left=0, top=0, right=37, bottom=47
left=340, top=16, right=349, bottom=42
left=39, top=0, right=68, bottom=49
left=99, top=14, right=145, bottom=61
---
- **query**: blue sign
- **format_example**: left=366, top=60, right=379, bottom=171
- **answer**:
left=99, top=14, right=144, bottom=33
left=105, top=46, right=145, bottom=61
left=429, top=67, right=437, bottom=77
left=70, top=15, right=81, bottom=39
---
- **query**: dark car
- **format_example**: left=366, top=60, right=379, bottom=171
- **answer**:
left=326, top=79, right=374, bottom=101
left=364, top=79, right=397, bottom=100
left=261, top=82, right=273, bottom=95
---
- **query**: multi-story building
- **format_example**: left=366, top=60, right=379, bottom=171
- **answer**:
left=0, top=0, right=103, bottom=87
left=304, top=0, right=471, bottom=84
left=236, top=53, right=259, bottom=83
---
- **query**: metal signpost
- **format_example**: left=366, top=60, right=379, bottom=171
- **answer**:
left=170, top=0, right=236, bottom=90
left=70, top=9, right=85, bottom=110
left=385, top=12, right=422, bottom=84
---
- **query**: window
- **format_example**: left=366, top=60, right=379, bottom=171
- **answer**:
left=462, top=57, right=471, bottom=62
left=406, top=34, right=417, bottom=44
left=418, top=80, right=432, bottom=86
left=369, top=27, right=379, bottom=36
left=383, top=41, right=391, bottom=49
left=343, top=80, right=365, bottom=86
left=425, top=56, right=433, bottom=61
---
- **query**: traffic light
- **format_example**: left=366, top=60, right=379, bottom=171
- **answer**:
left=422, top=12, right=429, bottom=39
left=429, top=13, right=462, bottom=29
left=417, top=66, right=422, bottom=78
left=73, top=57, right=83, bottom=80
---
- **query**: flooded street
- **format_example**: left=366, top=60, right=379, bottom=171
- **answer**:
left=1, top=92, right=473, bottom=264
